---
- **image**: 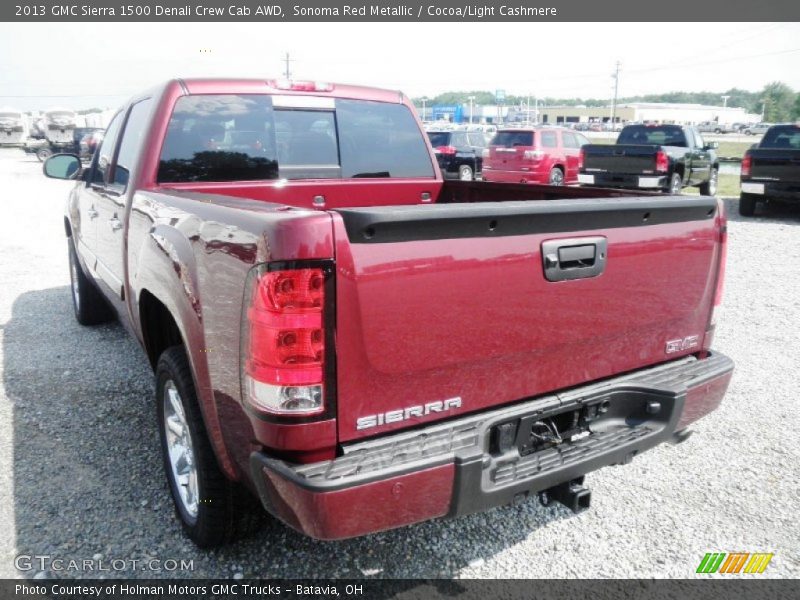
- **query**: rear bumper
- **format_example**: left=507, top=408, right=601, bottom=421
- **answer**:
left=250, top=352, right=733, bottom=540
left=741, top=179, right=800, bottom=200
left=579, top=172, right=668, bottom=190
left=482, top=168, right=547, bottom=184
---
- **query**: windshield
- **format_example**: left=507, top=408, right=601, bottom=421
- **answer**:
left=47, top=111, right=75, bottom=119
left=760, top=126, right=800, bottom=149
left=490, top=131, right=534, bottom=147
left=617, top=125, right=687, bottom=147
left=158, top=94, right=434, bottom=182
left=0, top=112, right=22, bottom=120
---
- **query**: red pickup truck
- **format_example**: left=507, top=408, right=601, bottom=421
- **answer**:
left=44, top=78, right=733, bottom=546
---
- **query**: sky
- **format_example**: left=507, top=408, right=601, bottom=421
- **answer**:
left=1, top=22, right=799, bottom=111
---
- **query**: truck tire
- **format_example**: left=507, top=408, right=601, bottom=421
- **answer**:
left=156, top=346, right=260, bottom=548
left=36, top=147, right=52, bottom=162
left=739, top=193, right=757, bottom=217
left=68, top=238, right=113, bottom=325
left=458, top=164, right=474, bottom=181
left=699, top=168, right=718, bottom=196
left=548, top=167, right=565, bottom=186
left=668, top=173, right=682, bottom=195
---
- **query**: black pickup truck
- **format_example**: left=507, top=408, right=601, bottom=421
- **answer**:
left=739, top=124, right=800, bottom=216
left=578, top=124, right=719, bottom=195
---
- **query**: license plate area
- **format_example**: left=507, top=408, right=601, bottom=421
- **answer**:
left=489, top=389, right=677, bottom=459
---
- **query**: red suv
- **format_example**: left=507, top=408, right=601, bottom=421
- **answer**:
left=482, top=127, right=589, bottom=185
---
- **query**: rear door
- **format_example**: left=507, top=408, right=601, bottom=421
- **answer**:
left=688, top=128, right=711, bottom=185
left=331, top=196, right=721, bottom=441
left=94, top=98, right=153, bottom=301
left=561, top=131, right=582, bottom=181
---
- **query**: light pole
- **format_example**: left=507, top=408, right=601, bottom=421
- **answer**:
left=721, top=95, right=730, bottom=108
left=467, top=96, right=475, bottom=125
left=611, top=61, right=621, bottom=128
left=421, top=97, right=428, bottom=122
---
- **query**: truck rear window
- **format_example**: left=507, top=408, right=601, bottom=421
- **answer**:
left=157, top=94, right=434, bottom=182
left=760, top=125, right=800, bottom=149
left=490, top=131, right=534, bottom=147
left=617, top=125, right=687, bottom=147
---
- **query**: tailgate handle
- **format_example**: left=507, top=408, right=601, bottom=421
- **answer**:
left=542, top=236, right=607, bottom=282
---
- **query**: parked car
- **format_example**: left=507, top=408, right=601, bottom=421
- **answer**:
left=427, top=130, right=486, bottom=180
left=739, top=124, right=800, bottom=216
left=744, top=123, right=772, bottom=136
left=44, top=78, right=732, bottom=545
left=578, top=124, right=719, bottom=195
left=697, top=122, right=736, bottom=134
left=482, top=127, right=589, bottom=185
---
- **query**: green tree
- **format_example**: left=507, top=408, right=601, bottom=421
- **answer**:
left=792, top=94, right=800, bottom=120
left=760, top=82, right=796, bottom=122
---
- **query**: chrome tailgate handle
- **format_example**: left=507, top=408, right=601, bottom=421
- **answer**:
left=542, top=236, right=607, bottom=282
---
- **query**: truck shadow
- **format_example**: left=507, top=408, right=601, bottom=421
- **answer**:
left=722, top=197, right=800, bottom=225
left=6, top=287, right=575, bottom=581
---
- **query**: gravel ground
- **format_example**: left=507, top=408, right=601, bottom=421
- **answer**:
left=0, top=147, right=798, bottom=580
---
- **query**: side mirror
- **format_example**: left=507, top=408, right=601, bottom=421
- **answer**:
left=705, top=141, right=719, bottom=150
left=43, top=154, right=81, bottom=180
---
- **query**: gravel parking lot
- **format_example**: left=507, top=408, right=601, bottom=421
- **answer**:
left=0, top=147, right=798, bottom=580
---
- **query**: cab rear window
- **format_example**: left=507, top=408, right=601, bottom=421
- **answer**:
left=617, top=125, right=687, bottom=147
left=158, top=94, right=434, bottom=182
left=760, top=126, right=800, bottom=149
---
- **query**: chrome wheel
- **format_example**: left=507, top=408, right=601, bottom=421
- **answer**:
left=163, top=380, right=198, bottom=518
left=708, top=170, right=718, bottom=195
left=459, top=165, right=473, bottom=181
left=549, top=168, right=564, bottom=186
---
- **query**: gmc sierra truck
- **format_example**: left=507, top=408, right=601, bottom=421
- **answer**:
left=578, top=124, right=719, bottom=195
left=739, top=124, right=800, bottom=216
left=45, top=79, right=733, bottom=546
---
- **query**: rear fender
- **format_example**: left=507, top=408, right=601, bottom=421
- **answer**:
left=130, top=220, right=236, bottom=479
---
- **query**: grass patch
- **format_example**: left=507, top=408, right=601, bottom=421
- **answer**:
left=684, top=173, right=739, bottom=198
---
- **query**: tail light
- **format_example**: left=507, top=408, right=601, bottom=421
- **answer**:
left=703, top=199, right=727, bottom=351
left=271, top=79, right=334, bottom=92
left=741, top=153, right=752, bottom=177
left=242, top=262, right=333, bottom=416
left=655, top=150, right=669, bottom=173
left=523, top=150, right=544, bottom=160
left=436, top=146, right=457, bottom=155
left=578, top=148, right=585, bottom=170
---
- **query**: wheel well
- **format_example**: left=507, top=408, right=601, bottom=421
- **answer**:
left=64, top=217, right=72, bottom=238
left=139, top=290, right=183, bottom=370
left=674, top=165, right=685, bottom=179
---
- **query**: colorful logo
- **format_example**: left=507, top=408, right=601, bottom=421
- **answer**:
left=696, top=552, right=774, bottom=574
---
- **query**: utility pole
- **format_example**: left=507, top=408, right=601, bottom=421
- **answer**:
left=468, top=96, right=475, bottom=125
left=611, top=61, right=621, bottom=128
left=283, top=52, right=293, bottom=80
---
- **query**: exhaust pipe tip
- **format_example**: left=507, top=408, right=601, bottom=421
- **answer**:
left=670, top=429, right=694, bottom=445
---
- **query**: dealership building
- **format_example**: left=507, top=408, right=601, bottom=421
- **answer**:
left=423, top=102, right=760, bottom=126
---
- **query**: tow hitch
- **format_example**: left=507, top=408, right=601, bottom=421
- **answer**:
left=539, top=477, right=592, bottom=513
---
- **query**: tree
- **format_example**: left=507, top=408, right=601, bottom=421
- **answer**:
left=760, top=82, right=796, bottom=122
left=793, top=94, right=800, bottom=121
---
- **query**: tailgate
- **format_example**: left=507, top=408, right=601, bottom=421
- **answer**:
left=584, top=144, right=659, bottom=174
left=331, top=197, right=720, bottom=442
left=749, top=149, right=800, bottom=182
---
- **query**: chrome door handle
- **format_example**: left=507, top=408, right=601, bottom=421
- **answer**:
left=87, top=208, right=99, bottom=219
left=109, top=217, right=122, bottom=231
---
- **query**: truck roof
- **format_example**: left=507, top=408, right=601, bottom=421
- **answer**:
left=176, top=78, right=405, bottom=104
